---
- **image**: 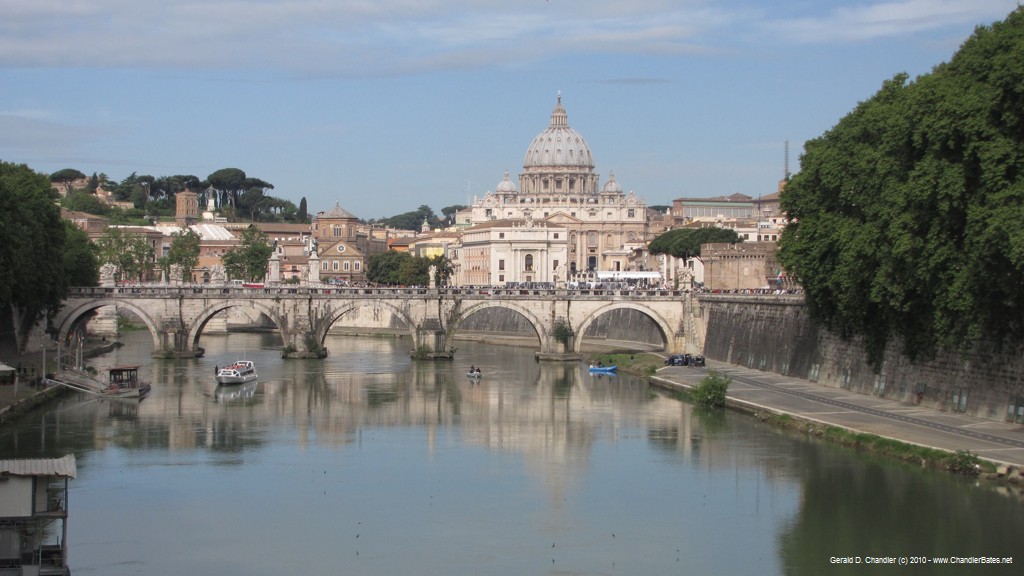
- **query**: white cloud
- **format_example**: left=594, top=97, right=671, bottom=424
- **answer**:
left=0, top=1, right=1017, bottom=73
left=765, top=0, right=1018, bottom=43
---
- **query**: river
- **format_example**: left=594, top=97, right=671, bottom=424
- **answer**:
left=2, top=330, right=1022, bottom=575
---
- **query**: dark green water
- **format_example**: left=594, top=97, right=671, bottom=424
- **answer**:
left=2, top=331, right=1021, bottom=575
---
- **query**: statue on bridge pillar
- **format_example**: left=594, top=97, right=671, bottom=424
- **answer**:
left=307, top=251, right=321, bottom=285
left=169, top=264, right=183, bottom=285
left=99, top=263, right=117, bottom=287
left=210, top=265, right=227, bottom=284
left=268, top=252, right=281, bottom=284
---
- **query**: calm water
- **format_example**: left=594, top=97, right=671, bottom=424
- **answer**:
left=2, top=331, right=1023, bottom=575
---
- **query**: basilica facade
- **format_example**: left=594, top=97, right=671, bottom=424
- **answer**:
left=451, top=95, right=652, bottom=286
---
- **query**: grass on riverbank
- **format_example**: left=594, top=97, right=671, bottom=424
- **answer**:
left=594, top=351, right=999, bottom=478
left=752, top=411, right=993, bottom=475
left=586, top=352, right=664, bottom=376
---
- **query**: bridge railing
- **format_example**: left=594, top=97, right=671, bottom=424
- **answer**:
left=67, top=285, right=694, bottom=300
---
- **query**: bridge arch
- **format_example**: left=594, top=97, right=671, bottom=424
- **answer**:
left=323, top=300, right=418, bottom=346
left=572, top=302, right=675, bottom=354
left=56, top=299, right=163, bottom=351
left=447, top=300, right=547, bottom=350
left=187, top=300, right=287, bottom=350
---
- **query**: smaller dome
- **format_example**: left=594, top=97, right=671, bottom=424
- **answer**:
left=496, top=171, right=517, bottom=193
left=602, top=171, right=622, bottom=193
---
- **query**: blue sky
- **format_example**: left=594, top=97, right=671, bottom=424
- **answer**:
left=0, top=1, right=1019, bottom=219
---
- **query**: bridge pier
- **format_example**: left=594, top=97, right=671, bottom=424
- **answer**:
left=154, top=329, right=204, bottom=359
left=282, top=330, right=328, bottom=359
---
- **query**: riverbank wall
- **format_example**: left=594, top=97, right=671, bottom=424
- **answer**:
left=695, top=294, right=1024, bottom=423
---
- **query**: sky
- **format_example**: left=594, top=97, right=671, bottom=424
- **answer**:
left=1, top=1, right=1020, bottom=220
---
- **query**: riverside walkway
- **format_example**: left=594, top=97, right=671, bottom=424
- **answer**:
left=653, top=360, right=1024, bottom=469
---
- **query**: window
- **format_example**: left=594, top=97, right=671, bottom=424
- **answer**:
left=627, top=209, right=635, bottom=218
left=525, top=254, right=534, bottom=272
left=332, top=225, right=341, bottom=238
left=343, top=261, right=351, bottom=271
left=499, top=233, right=504, bottom=239
left=354, top=261, right=361, bottom=271
left=498, top=259, right=505, bottom=271
left=553, top=233, right=559, bottom=239
left=553, top=260, right=559, bottom=270
left=332, top=261, right=339, bottom=271
left=322, top=261, right=329, bottom=271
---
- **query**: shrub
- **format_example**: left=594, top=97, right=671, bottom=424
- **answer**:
left=694, top=371, right=730, bottom=408
left=945, top=450, right=982, bottom=475
left=552, top=319, right=574, bottom=347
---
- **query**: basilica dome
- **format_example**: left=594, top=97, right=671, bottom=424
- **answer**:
left=523, top=95, right=594, bottom=170
left=496, top=171, right=517, bottom=193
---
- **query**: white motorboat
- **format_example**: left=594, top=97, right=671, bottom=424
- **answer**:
left=215, top=360, right=258, bottom=385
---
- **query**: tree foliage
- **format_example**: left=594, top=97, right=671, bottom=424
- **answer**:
left=694, top=371, right=730, bottom=408
left=95, top=227, right=155, bottom=282
left=63, top=221, right=99, bottom=287
left=61, top=191, right=111, bottom=215
left=374, top=205, right=439, bottom=231
left=207, top=168, right=274, bottom=211
left=366, top=251, right=441, bottom=286
left=778, top=8, right=1024, bottom=364
left=0, top=162, right=70, bottom=326
left=366, top=251, right=413, bottom=285
left=166, top=228, right=202, bottom=281
left=49, top=168, right=86, bottom=193
left=649, top=226, right=742, bottom=259
left=221, top=225, right=273, bottom=282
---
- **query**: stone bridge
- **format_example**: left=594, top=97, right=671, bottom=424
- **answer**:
left=55, top=285, right=695, bottom=359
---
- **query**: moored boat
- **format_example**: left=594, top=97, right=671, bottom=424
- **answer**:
left=588, top=365, right=618, bottom=373
left=102, top=365, right=152, bottom=398
left=216, top=360, right=258, bottom=385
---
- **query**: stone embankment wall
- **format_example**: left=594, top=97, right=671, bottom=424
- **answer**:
left=696, top=294, right=1024, bottom=423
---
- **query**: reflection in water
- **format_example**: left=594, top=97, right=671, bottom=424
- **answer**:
left=0, top=331, right=1021, bottom=575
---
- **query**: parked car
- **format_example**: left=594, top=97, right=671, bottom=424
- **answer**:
left=692, top=355, right=706, bottom=367
left=664, top=354, right=690, bottom=366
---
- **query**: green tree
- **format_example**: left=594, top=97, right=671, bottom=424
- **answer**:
left=49, top=168, right=86, bottom=194
left=778, top=7, right=1024, bottom=364
left=0, top=162, right=70, bottom=333
left=649, top=226, right=742, bottom=260
left=167, top=228, right=202, bottom=282
left=95, top=227, right=155, bottom=282
left=552, top=319, right=574, bottom=348
left=398, top=255, right=431, bottom=286
left=221, top=225, right=272, bottom=282
left=375, top=205, right=438, bottom=231
left=693, top=371, right=730, bottom=408
left=61, top=191, right=111, bottom=216
left=207, top=168, right=247, bottom=210
left=440, top=204, right=466, bottom=224
left=366, top=251, right=412, bottom=285
left=63, top=221, right=99, bottom=287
